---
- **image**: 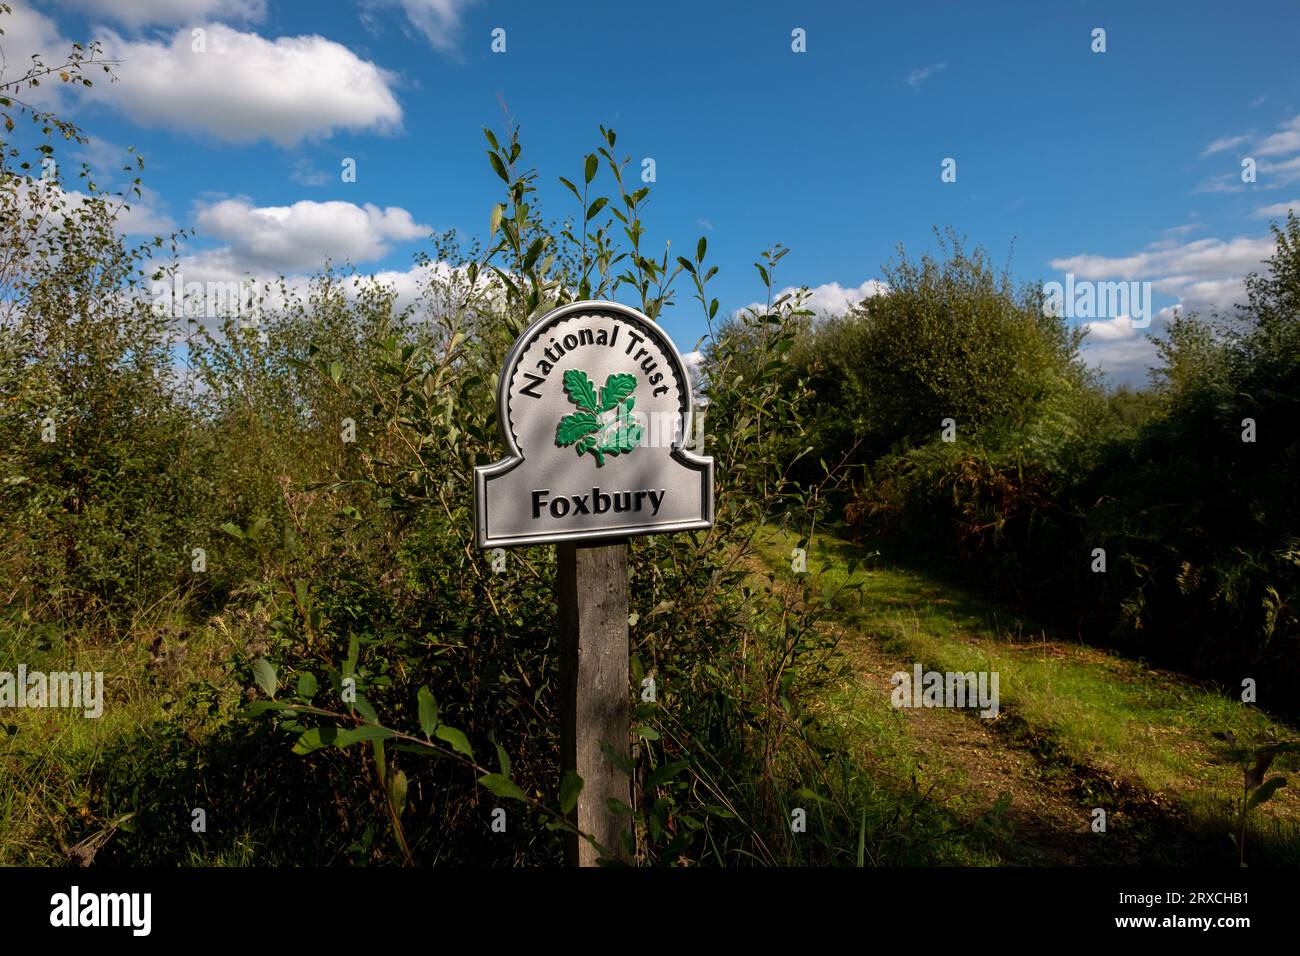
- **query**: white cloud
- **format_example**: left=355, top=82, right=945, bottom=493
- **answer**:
left=681, top=349, right=703, bottom=395
left=159, top=257, right=496, bottom=339
left=192, top=198, right=429, bottom=273
left=287, top=158, right=331, bottom=187
left=55, top=0, right=266, bottom=28
left=1055, top=230, right=1282, bottom=386
left=7, top=175, right=175, bottom=237
left=1192, top=178, right=1244, bottom=194
left=1078, top=312, right=1175, bottom=388
left=83, top=24, right=403, bottom=146
left=115, top=185, right=177, bottom=235
left=906, top=62, right=947, bottom=88
left=1201, top=134, right=1249, bottom=157
left=1260, top=154, right=1300, bottom=185
left=362, top=0, right=478, bottom=54
left=1254, top=199, right=1300, bottom=218
left=1255, top=114, right=1300, bottom=157
left=0, top=4, right=69, bottom=107
left=1196, top=113, right=1300, bottom=189
left=1083, top=314, right=1143, bottom=342
left=1050, top=235, right=1274, bottom=285
left=740, top=278, right=888, bottom=318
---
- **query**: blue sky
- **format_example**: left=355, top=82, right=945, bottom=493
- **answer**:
left=8, top=0, right=1300, bottom=384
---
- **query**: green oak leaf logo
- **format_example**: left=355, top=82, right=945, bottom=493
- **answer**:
left=554, top=369, right=642, bottom=466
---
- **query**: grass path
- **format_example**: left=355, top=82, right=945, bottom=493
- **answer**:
left=752, top=526, right=1300, bottom=866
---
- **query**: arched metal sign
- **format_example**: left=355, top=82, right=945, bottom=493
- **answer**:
left=475, top=300, right=714, bottom=548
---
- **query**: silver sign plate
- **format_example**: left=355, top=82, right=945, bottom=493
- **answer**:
left=475, top=301, right=714, bottom=548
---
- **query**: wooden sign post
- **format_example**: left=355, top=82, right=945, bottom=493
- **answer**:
left=557, top=539, right=629, bottom=864
left=474, top=301, right=713, bottom=865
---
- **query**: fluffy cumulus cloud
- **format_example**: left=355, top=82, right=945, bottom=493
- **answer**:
left=82, top=24, right=403, bottom=145
left=1050, top=232, right=1278, bottom=386
left=8, top=176, right=175, bottom=237
left=739, top=278, right=888, bottom=319
left=54, top=0, right=267, bottom=27
left=190, top=197, right=429, bottom=274
left=0, top=4, right=69, bottom=107
left=1077, top=312, right=1180, bottom=387
left=154, top=196, right=436, bottom=336
left=680, top=350, right=703, bottom=393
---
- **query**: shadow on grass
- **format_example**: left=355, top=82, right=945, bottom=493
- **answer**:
left=68, top=716, right=560, bottom=867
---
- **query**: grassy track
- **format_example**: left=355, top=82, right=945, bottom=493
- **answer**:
left=752, top=526, right=1300, bottom=865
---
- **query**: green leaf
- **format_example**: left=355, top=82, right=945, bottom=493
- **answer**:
left=646, top=760, right=688, bottom=790
left=252, top=658, right=277, bottom=698
left=489, top=203, right=504, bottom=238
left=597, top=372, right=636, bottom=412
left=586, top=197, right=608, bottom=220
left=562, top=369, right=599, bottom=410
left=478, top=773, right=529, bottom=802
left=558, top=176, right=581, bottom=201
left=219, top=522, right=243, bottom=540
left=292, top=727, right=337, bottom=754
left=418, top=685, right=438, bottom=737
left=696, top=236, right=707, bottom=262
left=488, top=150, right=509, bottom=183
left=296, top=672, right=318, bottom=699
left=523, top=237, right=544, bottom=272
left=633, top=725, right=660, bottom=740
left=334, top=725, right=396, bottom=748
left=494, top=739, right=512, bottom=777
left=350, top=693, right=379, bottom=724
left=434, top=724, right=474, bottom=759
left=583, top=153, right=598, bottom=185
left=599, top=740, right=635, bottom=776
left=244, top=700, right=289, bottom=717
left=556, top=410, right=601, bottom=446
left=388, top=769, right=408, bottom=817
left=606, top=798, right=634, bottom=817
left=559, top=771, right=583, bottom=814
left=857, top=809, right=867, bottom=867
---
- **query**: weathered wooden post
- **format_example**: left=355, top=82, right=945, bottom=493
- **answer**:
left=474, top=301, right=714, bottom=865
left=556, top=539, right=629, bottom=864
